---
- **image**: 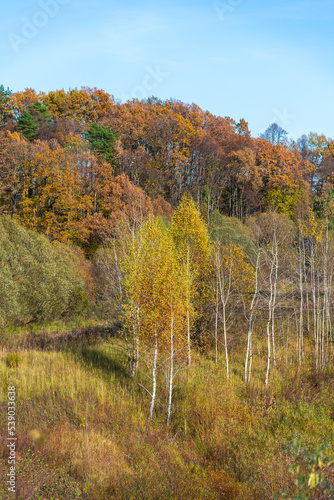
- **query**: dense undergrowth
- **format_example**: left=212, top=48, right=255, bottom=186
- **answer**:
left=0, top=215, right=91, bottom=327
left=1, top=330, right=334, bottom=500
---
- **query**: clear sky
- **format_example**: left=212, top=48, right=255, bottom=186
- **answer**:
left=1, top=0, right=333, bottom=140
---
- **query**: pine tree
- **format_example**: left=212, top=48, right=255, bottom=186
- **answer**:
left=0, top=85, right=12, bottom=125
left=17, top=110, right=38, bottom=142
left=87, top=123, right=116, bottom=165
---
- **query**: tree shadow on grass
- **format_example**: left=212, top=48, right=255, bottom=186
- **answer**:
left=75, top=346, right=129, bottom=384
left=23, top=323, right=122, bottom=351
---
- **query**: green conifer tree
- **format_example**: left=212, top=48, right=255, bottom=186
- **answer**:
left=17, top=110, right=38, bottom=142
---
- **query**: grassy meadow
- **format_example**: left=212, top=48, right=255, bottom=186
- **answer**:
left=1, top=324, right=334, bottom=500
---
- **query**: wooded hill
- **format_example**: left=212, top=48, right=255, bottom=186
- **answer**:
left=1, top=85, right=334, bottom=255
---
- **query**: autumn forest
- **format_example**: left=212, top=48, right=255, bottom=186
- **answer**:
left=1, top=85, right=334, bottom=499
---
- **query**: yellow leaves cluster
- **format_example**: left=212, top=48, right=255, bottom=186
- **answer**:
left=170, top=194, right=210, bottom=266
left=301, top=208, right=326, bottom=243
left=43, top=87, right=116, bottom=125
left=265, top=187, right=308, bottom=217
left=169, top=194, right=212, bottom=347
left=12, top=142, right=93, bottom=243
left=123, top=215, right=188, bottom=350
left=212, top=241, right=255, bottom=298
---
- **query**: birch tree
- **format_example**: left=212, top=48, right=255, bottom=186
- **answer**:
left=211, top=241, right=253, bottom=379
left=123, top=215, right=188, bottom=420
left=123, top=216, right=165, bottom=417
left=94, top=217, right=144, bottom=378
left=170, top=194, right=211, bottom=365
left=244, top=248, right=261, bottom=385
left=248, top=212, right=293, bottom=386
left=164, top=238, right=188, bottom=425
left=301, top=210, right=327, bottom=370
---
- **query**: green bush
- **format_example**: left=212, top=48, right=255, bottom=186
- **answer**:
left=0, top=216, right=89, bottom=325
left=209, top=210, right=256, bottom=257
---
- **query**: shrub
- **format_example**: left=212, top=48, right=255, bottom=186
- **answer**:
left=0, top=215, right=90, bottom=325
left=209, top=211, right=256, bottom=257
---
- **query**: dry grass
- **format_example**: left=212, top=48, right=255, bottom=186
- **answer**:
left=1, top=330, right=334, bottom=499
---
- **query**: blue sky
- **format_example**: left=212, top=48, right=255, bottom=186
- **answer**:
left=1, top=0, right=333, bottom=140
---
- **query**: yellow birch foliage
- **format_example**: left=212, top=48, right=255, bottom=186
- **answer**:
left=170, top=194, right=211, bottom=348
left=301, top=208, right=326, bottom=243
left=170, top=194, right=211, bottom=269
left=170, top=194, right=211, bottom=299
left=123, top=215, right=187, bottom=351
left=213, top=241, right=255, bottom=298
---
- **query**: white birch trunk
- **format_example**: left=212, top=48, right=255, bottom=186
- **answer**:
left=167, top=312, right=174, bottom=426
left=222, top=304, right=229, bottom=379
left=244, top=250, right=260, bottom=385
left=149, top=338, right=158, bottom=419
left=215, top=283, right=219, bottom=364
left=186, top=246, right=191, bottom=366
left=265, top=255, right=274, bottom=386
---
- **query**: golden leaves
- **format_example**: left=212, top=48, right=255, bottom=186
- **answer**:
left=123, top=215, right=188, bottom=350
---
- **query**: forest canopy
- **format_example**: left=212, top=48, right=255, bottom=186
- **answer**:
left=1, top=86, right=333, bottom=255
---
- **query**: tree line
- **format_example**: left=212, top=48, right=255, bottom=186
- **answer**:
left=1, top=85, right=334, bottom=255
